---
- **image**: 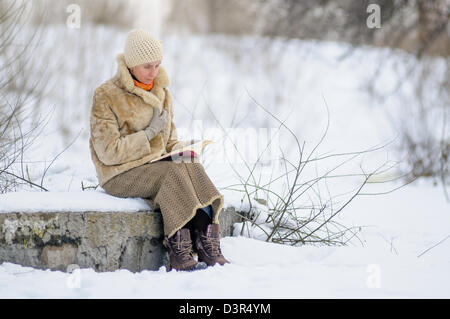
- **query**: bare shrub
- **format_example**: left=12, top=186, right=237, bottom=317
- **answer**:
left=0, top=0, right=51, bottom=192
left=202, top=90, right=405, bottom=246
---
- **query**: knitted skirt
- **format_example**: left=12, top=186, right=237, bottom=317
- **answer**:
left=102, top=160, right=224, bottom=238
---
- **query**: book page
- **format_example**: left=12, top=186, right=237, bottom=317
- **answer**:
left=149, top=139, right=214, bottom=163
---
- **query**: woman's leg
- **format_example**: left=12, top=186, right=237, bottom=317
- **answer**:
left=154, top=162, right=224, bottom=238
left=103, top=161, right=201, bottom=271
left=103, top=161, right=227, bottom=269
left=181, top=205, right=229, bottom=266
left=183, top=206, right=212, bottom=233
left=102, top=161, right=222, bottom=238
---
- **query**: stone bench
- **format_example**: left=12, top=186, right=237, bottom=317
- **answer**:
left=0, top=191, right=243, bottom=272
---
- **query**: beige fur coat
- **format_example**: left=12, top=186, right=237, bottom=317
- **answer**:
left=89, top=53, right=182, bottom=187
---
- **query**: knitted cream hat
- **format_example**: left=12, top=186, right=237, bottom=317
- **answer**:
left=124, top=29, right=163, bottom=68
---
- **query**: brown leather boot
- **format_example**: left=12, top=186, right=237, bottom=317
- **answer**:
left=163, top=228, right=198, bottom=271
left=194, top=223, right=229, bottom=266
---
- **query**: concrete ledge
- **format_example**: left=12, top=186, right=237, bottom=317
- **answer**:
left=0, top=207, right=242, bottom=272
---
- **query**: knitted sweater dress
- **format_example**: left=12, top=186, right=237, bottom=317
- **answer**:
left=102, top=159, right=223, bottom=238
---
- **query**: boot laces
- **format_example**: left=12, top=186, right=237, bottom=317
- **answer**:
left=171, top=238, right=194, bottom=262
left=201, top=234, right=222, bottom=258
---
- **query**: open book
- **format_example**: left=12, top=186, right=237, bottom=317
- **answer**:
left=149, top=139, right=214, bottom=163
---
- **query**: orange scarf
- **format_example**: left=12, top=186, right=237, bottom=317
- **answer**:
left=129, top=68, right=154, bottom=91
left=133, top=78, right=154, bottom=91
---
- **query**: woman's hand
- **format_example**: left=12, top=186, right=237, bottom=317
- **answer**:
left=144, top=107, right=167, bottom=141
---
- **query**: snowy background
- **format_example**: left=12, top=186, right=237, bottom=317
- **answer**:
left=0, top=0, right=449, bottom=298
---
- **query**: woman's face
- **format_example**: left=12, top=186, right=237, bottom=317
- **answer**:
left=130, top=60, right=161, bottom=84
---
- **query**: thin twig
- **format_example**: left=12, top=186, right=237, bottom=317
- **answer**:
left=417, top=233, right=450, bottom=258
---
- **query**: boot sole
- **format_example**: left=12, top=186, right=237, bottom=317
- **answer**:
left=166, top=261, right=208, bottom=272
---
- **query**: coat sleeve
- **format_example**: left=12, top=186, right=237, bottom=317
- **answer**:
left=165, top=88, right=181, bottom=153
left=166, top=119, right=179, bottom=152
left=90, top=87, right=152, bottom=165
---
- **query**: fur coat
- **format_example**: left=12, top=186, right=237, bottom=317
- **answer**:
left=89, top=53, right=182, bottom=187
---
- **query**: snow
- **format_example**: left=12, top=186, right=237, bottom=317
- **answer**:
left=1, top=221, right=449, bottom=298
left=0, top=190, right=150, bottom=213
left=1, top=25, right=449, bottom=298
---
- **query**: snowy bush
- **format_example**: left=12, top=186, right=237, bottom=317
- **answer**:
left=218, top=94, right=398, bottom=247
left=0, top=1, right=50, bottom=193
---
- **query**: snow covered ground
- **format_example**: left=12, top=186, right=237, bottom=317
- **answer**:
left=1, top=180, right=449, bottom=298
left=1, top=27, right=449, bottom=298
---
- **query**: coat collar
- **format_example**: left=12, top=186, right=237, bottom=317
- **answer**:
left=113, top=53, right=170, bottom=112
